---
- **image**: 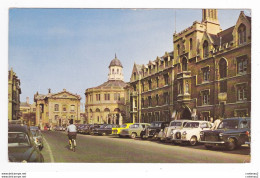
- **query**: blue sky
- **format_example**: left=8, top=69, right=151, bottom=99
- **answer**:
left=9, top=8, right=251, bottom=105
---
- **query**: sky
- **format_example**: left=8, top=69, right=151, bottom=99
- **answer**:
left=8, top=8, right=251, bottom=105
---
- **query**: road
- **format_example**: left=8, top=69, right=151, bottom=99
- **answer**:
left=41, top=131, right=250, bottom=163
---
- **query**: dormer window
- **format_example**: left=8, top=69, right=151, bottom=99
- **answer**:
left=203, top=40, right=209, bottom=58
left=238, top=24, right=246, bottom=45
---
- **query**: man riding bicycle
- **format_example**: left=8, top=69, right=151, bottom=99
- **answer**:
left=67, top=119, right=77, bottom=149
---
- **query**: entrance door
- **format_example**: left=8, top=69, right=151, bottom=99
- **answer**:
left=181, top=108, right=192, bottom=120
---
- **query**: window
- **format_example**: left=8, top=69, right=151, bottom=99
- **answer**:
left=202, top=90, right=210, bottom=105
left=142, top=82, right=144, bottom=92
left=178, top=81, right=183, bottom=94
left=164, top=92, right=169, bottom=105
left=96, top=94, right=100, bottom=101
left=156, top=94, right=159, bottom=106
left=133, top=72, right=136, bottom=80
left=237, top=57, right=247, bottom=74
left=148, top=80, right=152, bottom=90
left=189, top=38, right=193, bottom=50
left=237, top=84, right=247, bottom=101
left=104, top=93, right=110, bottom=100
left=141, top=98, right=144, bottom=108
left=54, top=104, right=59, bottom=111
left=112, top=69, right=114, bottom=74
left=55, top=115, right=58, bottom=120
left=133, top=84, right=136, bottom=91
left=164, top=74, right=169, bottom=85
left=182, top=58, right=188, bottom=71
left=149, top=66, right=152, bottom=74
left=220, top=80, right=227, bottom=93
left=114, top=93, right=120, bottom=101
left=219, top=58, right=227, bottom=79
left=117, top=69, right=119, bottom=74
left=62, top=105, right=67, bottom=111
left=148, top=96, right=152, bottom=107
left=177, top=44, right=180, bottom=56
left=165, top=58, right=168, bottom=67
left=203, top=41, right=209, bottom=58
left=238, top=24, right=246, bottom=45
left=202, top=67, right=210, bottom=81
left=70, top=105, right=75, bottom=112
left=156, top=77, right=159, bottom=88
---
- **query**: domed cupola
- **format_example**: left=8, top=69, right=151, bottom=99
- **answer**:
left=108, top=54, right=124, bottom=81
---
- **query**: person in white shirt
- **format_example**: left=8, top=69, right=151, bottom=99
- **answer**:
left=67, top=119, right=77, bottom=148
left=211, top=117, right=223, bottom=130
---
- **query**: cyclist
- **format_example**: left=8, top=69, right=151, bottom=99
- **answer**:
left=67, top=119, right=77, bottom=149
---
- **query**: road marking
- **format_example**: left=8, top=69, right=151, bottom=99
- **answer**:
left=43, top=137, right=55, bottom=163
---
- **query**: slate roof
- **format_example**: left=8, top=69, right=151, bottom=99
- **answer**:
left=209, top=26, right=235, bottom=46
left=109, top=57, right=123, bottom=68
left=92, top=80, right=127, bottom=89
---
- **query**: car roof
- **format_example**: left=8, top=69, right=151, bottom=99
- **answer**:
left=8, top=124, right=29, bottom=133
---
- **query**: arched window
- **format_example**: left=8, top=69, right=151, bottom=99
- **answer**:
left=117, top=69, right=119, bottom=74
left=104, top=108, right=110, bottom=112
left=112, top=69, right=114, bottom=74
left=189, top=38, right=193, bottom=50
left=182, top=58, right=188, bottom=71
left=238, top=24, right=246, bottom=45
left=219, top=58, right=227, bottom=78
left=96, top=108, right=100, bottom=112
left=54, top=104, right=59, bottom=111
left=203, top=41, right=209, bottom=58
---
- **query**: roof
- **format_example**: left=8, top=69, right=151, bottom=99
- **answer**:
left=20, top=102, right=30, bottom=107
left=109, top=56, right=123, bottom=68
left=209, top=26, right=235, bottom=46
left=34, top=89, right=81, bottom=101
left=8, top=124, right=29, bottom=133
left=91, top=80, right=127, bottom=89
left=246, top=15, right=251, bottom=23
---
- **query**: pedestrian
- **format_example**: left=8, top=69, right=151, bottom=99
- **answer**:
left=211, top=117, right=223, bottom=130
left=209, top=117, right=214, bottom=127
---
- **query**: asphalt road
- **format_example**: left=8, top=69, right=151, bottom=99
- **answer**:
left=41, top=131, right=250, bottom=163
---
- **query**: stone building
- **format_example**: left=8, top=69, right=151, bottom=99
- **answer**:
left=128, top=9, right=251, bottom=122
left=34, top=89, right=81, bottom=129
left=8, top=68, right=22, bottom=121
left=20, top=97, right=36, bottom=126
left=85, top=55, right=127, bottom=125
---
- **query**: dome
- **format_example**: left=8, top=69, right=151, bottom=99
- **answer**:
left=109, top=54, right=123, bottom=68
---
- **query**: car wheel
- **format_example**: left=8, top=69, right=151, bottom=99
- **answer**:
left=204, top=144, right=213, bottom=150
left=226, top=138, right=236, bottom=151
left=102, top=132, right=107, bottom=136
left=131, top=133, right=137, bottom=139
left=190, top=136, right=197, bottom=146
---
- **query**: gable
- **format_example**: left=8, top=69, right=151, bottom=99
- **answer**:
left=50, top=91, right=80, bottom=100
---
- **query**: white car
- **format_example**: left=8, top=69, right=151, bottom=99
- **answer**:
left=171, top=121, right=212, bottom=146
left=158, top=120, right=190, bottom=141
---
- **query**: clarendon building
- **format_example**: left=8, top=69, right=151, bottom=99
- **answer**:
left=8, top=68, right=22, bottom=121
left=127, top=9, right=251, bottom=123
left=85, top=55, right=127, bottom=125
left=34, top=89, right=81, bottom=129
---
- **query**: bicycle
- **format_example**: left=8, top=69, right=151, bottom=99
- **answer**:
left=69, top=138, right=76, bottom=152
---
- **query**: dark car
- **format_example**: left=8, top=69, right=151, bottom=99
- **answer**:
left=8, top=124, right=44, bottom=162
left=92, top=124, right=119, bottom=136
left=88, top=124, right=103, bottom=135
left=30, top=126, right=44, bottom=150
left=141, top=121, right=169, bottom=140
left=79, top=124, right=90, bottom=134
left=77, top=124, right=88, bottom=134
left=200, top=117, right=251, bottom=151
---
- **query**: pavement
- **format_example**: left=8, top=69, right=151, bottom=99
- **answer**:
left=41, top=131, right=251, bottom=163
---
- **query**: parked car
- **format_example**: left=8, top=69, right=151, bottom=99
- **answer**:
left=88, top=124, right=103, bottom=135
left=77, top=124, right=88, bottom=133
left=120, top=123, right=150, bottom=139
left=158, top=120, right=190, bottom=141
left=93, top=124, right=119, bottom=136
left=79, top=124, right=90, bottom=134
left=141, top=121, right=169, bottom=140
left=171, top=121, right=212, bottom=146
left=8, top=124, right=44, bottom=162
left=200, top=117, right=251, bottom=150
left=112, top=123, right=134, bottom=136
left=30, top=126, right=44, bottom=150
left=81, top=125, right=91, bottom=134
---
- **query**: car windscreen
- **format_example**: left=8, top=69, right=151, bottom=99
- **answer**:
left=30, top=130, right=39, bottom=137
left=184, top=122, right=199, bottom=128
left=130, top=124, right=139, bottom=128
left=218, top=120, right=239, bottom=129
left=170, top=121, right=182, bottom=126
left=8, top=132, right=30, bottom=147
left=150, top=122, right=161, bottom=127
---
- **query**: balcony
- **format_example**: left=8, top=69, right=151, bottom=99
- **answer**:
left=218, top=92, right=227, bottom=101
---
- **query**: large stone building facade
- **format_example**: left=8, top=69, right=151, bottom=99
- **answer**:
left=85, top=55, right=127, bottom=125
left=127, top=9, right=251, bottom=122
left=34, top=89, right=81, bottom=129
left=8, top=68, right=21, bottom=121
